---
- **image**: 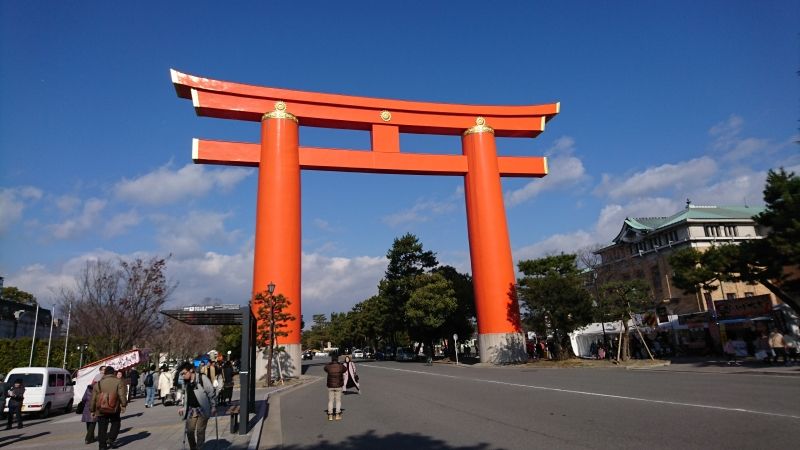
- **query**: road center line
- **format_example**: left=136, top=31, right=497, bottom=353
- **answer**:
left=363, top=364, right=800, bottom=420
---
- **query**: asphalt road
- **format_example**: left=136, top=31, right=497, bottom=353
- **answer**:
left=275, top=359, right=800, bottom=450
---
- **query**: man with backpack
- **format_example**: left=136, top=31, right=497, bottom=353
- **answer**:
left=90, top=366, right=128, bottom=450
left=178, top=362, right=217, bottom=450
left=143, top=365, right=156, bottom=408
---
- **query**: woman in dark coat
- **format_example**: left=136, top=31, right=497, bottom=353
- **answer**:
left=221, top=360, right=234, bottom=405
left=81, top=382, right=98, bottom=444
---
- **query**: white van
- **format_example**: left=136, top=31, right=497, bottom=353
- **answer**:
left=4, top=367, right=74, bottom=417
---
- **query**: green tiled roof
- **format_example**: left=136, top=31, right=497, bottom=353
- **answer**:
left=608, top=205, right=765, bottom=247
left=652, top=205, right=764, bottom=230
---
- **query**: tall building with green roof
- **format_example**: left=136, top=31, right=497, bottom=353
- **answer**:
left=595, top=203, right=775, bottom=350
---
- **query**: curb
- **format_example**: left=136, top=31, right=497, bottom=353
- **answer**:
left=248, top=384, right=298, bottom=450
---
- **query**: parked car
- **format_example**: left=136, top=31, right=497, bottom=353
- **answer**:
left=4, top=367, right=75, bottom=418
left=314, top=350, right=330, bottom=357
left=302, top=350, right=314, bottom=360
left=374, top=351, right=386, bottom=360
left=395, top=347, right=416, bottom=362
left=352, top=349, right=365, bottom=358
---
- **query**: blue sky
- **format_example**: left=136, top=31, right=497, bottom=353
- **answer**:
left=1, top=1, right=797, bottom=320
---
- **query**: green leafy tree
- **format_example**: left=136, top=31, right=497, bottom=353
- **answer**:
left=433, top=266, right=475, bottom=358
left=669, top=244, right=740, bottom=302
left=597, top=280, right=654, bottom=360
left=378, top=233, right=439, bottom=345
left=216, top=325, right=242, bottom=359
left=517, top=254, right=594, bottom=360
left=254, top=290, right=296, bottom=386
left=301, top=314, right=330, bottom=350
left=738, top=168, right=800, bottom=313
left=1, top=286, right=37, bottom=305
left=405, top=272, right=458, bottom=356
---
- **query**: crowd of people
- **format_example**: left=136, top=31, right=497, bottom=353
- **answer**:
left=73, top=354, right=237, bottom=450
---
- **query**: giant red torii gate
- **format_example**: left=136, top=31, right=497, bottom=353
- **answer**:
left=172, top=70, right=559, bottom=372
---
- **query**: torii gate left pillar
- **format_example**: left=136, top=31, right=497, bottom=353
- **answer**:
left=172, top=70, right=559, bottom=374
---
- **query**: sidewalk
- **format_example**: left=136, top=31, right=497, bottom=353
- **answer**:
left=1, top=385, right=270, bottom=450
left=635, top=356, right=800, bottom=376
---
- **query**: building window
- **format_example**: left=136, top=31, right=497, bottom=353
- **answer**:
left=704, top=225, right=721, bottom=237
left=724, top=226, right=738, bottom=237
left=744, top=292, right=754, bottom=297
left=726, top=293, right=736, bottom=300
left=667, top=230, right=678, bottom=243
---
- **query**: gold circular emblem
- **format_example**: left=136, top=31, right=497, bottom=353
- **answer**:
left=380, top=110, right=392, bottom=122
left=275, top=101, right=287, bottom=111
left=475, top=117, right=486, bottom=126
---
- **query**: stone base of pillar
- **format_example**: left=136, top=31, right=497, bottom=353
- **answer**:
left=478, top=332, right=527, bottom=364
left=254, top=343, right=303, bottom=382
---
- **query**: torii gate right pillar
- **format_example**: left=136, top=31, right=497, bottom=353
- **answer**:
left=463, top=119, right=527, bottom=363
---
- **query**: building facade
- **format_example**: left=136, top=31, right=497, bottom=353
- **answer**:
left=594, top=204, right=778, bottom=353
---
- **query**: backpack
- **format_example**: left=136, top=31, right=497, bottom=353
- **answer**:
left=97, top=383, right=119, bottom=415
left=143, top=373, right=154, bottom=387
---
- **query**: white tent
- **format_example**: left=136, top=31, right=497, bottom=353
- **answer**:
left=73, top=348, right=149, bottom=403
left=569, top=322, right=622, bottom=357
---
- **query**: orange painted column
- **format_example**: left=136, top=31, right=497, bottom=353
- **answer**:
left=253, top=102, right=302, bottom=352
left=462, top=118, right=523, bottom=362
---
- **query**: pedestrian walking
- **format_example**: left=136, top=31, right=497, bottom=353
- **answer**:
left=342, top=355, right=360, bottom=394
left=80, top=382, right=98, bottom=444
left=723, top=339, right=738, bottom=365
left=143, top=365, right=156, bottom=408
left=178, top=363, right=217, bottom=450
left=220, top=360, right=234, bottom=406
left=785, top=334, right=799, bottom=364
left=128, top=368, right=139, bottom=401
left=769, top=329, right=787, bottom=365
left=158, top=365, right=174, bottom=406
left=90, top=366, right=128, bottom=449
left=5, top=378, right=25, bottom=430
left=115, top=369, right=128, bottom=402
left=324, top=354, right=346, bottom=421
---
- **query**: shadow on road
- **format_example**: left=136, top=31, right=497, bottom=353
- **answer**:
left=280, top=430, right=500, bottom=450
left=0, top=431, right=50, bottom=447
left=115, top=430, right=150, bottom=447
left=203, top=438, right=232, bottom=449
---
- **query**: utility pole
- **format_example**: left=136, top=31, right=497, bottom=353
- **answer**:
left=29, top=304, right=39, bottom=367
left=62, top=303, right=72, bottom=369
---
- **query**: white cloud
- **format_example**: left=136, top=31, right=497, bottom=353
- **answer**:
left=5, top=249, right=125, bottom=307
left=55, top=195, right=81, bottom=213
left=514, top=230, right=596, bottom=263
left=152, top=210, right=239, bottom=258
left=0, top=186, right=43, bottom=234
left=505, top=136, right=587, bottom=207
left=301, top=252, right=387, bottom=315
left=6, top=245, right=387, bottom=319
left=47, top=197, right=107, bottom=239
left=103, top=210, right=142, bottom=237
left=709, top=115, right=771, bottom=161
left=382, top=196, right=458, bottom=227
left=114, top=163, right=250, bottom=206
left=686, top=172, right=766, bottom=207
left=513, top=196, right=681, bottom=263
left=595, top=157, right=717, bottom=200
